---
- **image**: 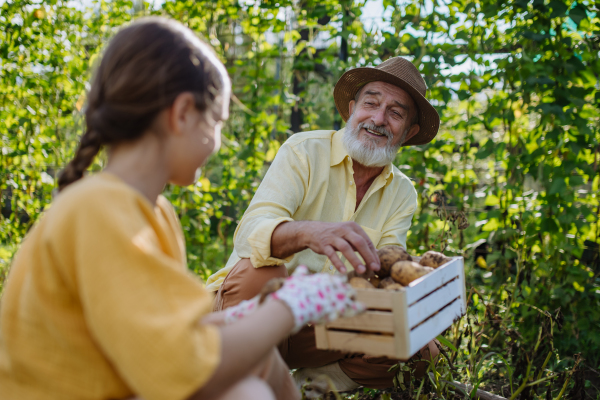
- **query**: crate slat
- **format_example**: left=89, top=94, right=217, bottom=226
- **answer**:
left=314, top=325, right=329, bottom=348
left=405, top=258, right=463, bottom=305
left=355, top=288, right=395, bottom=310
left=391, top=288, right=411, bottom=360
left=409, top=297, right=464, bottom=355
left=316, top=330, right=396, bottom=357
left=324, top=310, right=394, bottom=333
left=407, top=279, right=462, bottom=328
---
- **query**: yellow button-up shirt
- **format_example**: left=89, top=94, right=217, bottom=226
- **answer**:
left=205, top=128, right=418, bottom=291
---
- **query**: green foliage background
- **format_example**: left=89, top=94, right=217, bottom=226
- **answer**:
left=1, top=0, right=599, bottom=397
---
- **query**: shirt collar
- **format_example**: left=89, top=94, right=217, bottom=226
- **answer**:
left=331, top=128, right=395, bottom=185
left=330, top=128, right=348, bottom=167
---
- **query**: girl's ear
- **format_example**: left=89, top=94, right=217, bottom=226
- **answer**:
left=169, top=92, right=197, bottom=136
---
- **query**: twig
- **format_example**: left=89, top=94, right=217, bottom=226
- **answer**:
left=434, top=340, right=458, bottom=371
left=428, top=372, right=507, bottom=400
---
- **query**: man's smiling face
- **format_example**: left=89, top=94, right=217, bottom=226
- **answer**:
left=342, top=81, right=420, bottom=167
left=349, top=81, right=420, bottom=149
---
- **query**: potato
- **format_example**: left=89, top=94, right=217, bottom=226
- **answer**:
left=419, top=251, right=450, bottom=269
left=378, top=276, right=396, bottom=289
left=385, top=283, right=404, bottom=291
left=346, top=270, right=358, bottom=280
left=377, top=246, right=412, bottom=278
left=369, top=276, right=381, bottom=288
left=349, top=277, right=375, bottom=289
left=390, top=261, right=434, bottom=286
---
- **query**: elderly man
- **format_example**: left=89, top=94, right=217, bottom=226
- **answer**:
left=206, top=57, right=440, bottom=390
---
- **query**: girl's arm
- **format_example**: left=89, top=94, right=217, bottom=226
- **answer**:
left=188, top=300, right=294, bottom=400
left=191, top=266, right=362, bottom=400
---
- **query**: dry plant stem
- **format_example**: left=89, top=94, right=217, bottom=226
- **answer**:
left=434, top=201, right=449, bottom=252
left=536, top=351, right=553, bottom=381
left=428, top=372, right=507, bottom=400
left=489, top=246, right=524, bottom=348
left=553, top=355, right=582, bottom=400
left=434, top=341, right=457, bottom=372
left=508, top=327, right=545, bottom=400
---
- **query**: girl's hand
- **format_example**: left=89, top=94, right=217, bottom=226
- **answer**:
left=269, top=265, right=365, bottom=333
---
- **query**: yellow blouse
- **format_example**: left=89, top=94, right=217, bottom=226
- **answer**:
left=0, top=173, right=220, bottom=400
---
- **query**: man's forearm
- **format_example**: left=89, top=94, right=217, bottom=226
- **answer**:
left=270, top=221, right=309, bottom=260
left=270, top=220, right=380, bottom=275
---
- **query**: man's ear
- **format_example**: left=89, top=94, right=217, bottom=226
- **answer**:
left=405, top=124, right=420, bottom=142
left=348, top=100, right=356, bottom=117
left=169, top=92, right=196, bottom=137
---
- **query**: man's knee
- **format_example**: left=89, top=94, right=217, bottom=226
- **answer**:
left=413, top=340, right=439, bottom=378
left=217, top=376, right=275, bottom=400
left=216, top=259, right=288, bottom=310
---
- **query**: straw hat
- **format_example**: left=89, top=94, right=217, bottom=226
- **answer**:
left=334, top=56, right=440, bottom=146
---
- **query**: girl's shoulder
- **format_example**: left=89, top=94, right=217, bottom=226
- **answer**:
left=48, top=173, right=157, bottom=227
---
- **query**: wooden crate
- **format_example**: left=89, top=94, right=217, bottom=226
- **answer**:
left=315, top=257, right=466, bottom=360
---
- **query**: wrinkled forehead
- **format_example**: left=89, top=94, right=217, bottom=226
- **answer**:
left=359, top=81, right=416, bottom=108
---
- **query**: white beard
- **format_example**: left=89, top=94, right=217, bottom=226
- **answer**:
left=342, top=114, right=406, bottom=168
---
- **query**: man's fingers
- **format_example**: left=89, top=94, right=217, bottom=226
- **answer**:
left=345, top=231, right=380, bottom=273
left=348, top=224, right=380, bottom=271
left=333, top=238, right=365, bottom=274
left=323, top=245, right=346, bottom=273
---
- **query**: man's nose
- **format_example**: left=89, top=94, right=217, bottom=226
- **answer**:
left=370, top=108, right=387, bottom=127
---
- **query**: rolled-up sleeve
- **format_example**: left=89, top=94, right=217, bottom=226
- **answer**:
left=378, top=179, right=418, bottom=249
left=233, top=143, right=308, bottom=267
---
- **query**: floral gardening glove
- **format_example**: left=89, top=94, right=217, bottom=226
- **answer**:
left=269, top=265, right=365, bottom=333
left=223, top=296, right=261, bottom=325
left=223, top=277, right=286, bottom=324
left=223, top=266, right=365, bottom=332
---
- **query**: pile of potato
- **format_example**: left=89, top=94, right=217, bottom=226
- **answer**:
left=348, top=246, right=450, bottom=290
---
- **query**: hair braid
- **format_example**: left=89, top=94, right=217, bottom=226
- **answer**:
left=57, top=129, right=102, bottom=192
left=56, top=17, right=229, bottom=192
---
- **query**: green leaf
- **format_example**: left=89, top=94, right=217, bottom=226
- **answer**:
left=549, top=178, right=566, bottom=195
left=436, top=335, right=458, bottom=352
left=569, top=3, right=588, bottom=26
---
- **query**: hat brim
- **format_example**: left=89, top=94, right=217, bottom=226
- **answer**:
left=334, top=68, right=440, bottom=146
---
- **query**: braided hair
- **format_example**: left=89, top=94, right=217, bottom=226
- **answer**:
left=58, top=17, right=230, bottom=191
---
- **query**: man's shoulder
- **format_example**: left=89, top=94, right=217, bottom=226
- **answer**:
left=389, top=165, right=418, bottom=194
left=390, top=165, right=412, bottom=181
left=283, top=130, right=336, bottom=148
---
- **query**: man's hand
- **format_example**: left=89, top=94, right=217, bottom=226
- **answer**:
left=271, top=221, right=380, bottom=274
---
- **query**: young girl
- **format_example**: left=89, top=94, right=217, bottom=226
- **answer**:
left=0, top=17, right=362, bottom=400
